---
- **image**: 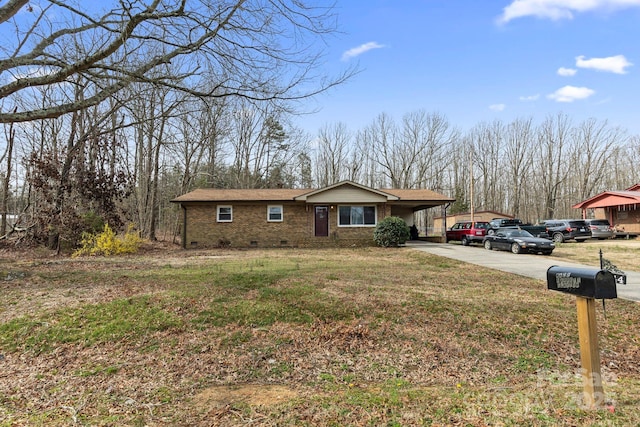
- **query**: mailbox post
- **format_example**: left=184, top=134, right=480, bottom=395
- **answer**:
left=546, top=266, right=617, bottom=410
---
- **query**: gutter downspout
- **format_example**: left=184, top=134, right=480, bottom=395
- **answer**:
left=182, top=205, right=187, bottom=249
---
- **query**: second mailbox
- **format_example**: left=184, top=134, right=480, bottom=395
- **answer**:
left=547, top=266, right=617, bottom=299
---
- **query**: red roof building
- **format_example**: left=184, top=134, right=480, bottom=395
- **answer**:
left=573, top=184, right=640, bottom=234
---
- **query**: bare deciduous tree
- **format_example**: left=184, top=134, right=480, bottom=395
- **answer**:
left=572, top=118, right=627, bottom=201
left=366, top=113, right=401, bottom=187
left=126, top=83, right=185, bottom=240
left=503, top=117, right=534, bottom=219
left=401, top=110, right=456, bottom=190
left=466, top=120, right=504, bottom=212
left=315, top=122, right=352, bottom=186
left=534, top=113, right=575, bottom=220
left=0, top=0, right=354, bottom=123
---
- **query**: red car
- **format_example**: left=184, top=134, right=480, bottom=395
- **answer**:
left=446, top=221, right=490, bottom=246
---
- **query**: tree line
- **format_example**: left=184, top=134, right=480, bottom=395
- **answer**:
left=1, top=1, right=639, bottom=248
left=311, top=112, right=639, bottom=229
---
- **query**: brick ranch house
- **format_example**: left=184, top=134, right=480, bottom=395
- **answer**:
left=171, top=181, right=453, bottom=248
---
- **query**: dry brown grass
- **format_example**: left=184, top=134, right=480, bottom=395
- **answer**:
left=552, top=238, right=640, bottom=271
left=0, top=244, right=638, bottom=426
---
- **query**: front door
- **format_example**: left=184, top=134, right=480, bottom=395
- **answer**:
left=315, top=206, right=329, bottom=237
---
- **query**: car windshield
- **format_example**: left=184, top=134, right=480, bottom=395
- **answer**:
left=589, top=220, right=610, bottom=226
left=507, top=230, right=533, bottom=238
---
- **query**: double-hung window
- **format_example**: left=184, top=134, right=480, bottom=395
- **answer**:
left=338, top=205, right=376, bottom=226
left=267, top=205, right=283, bottom=222
left=217, top=205, right=232, bottom=222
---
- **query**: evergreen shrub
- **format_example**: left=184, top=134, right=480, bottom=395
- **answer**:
left=374, top=216, right=410, bottom=247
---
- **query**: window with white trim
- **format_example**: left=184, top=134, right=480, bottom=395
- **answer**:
left=267, top=205, right=283, bottom=222
left=217, top=205, right=232, bottom=222
left=338, top=205, right=376, bottom=226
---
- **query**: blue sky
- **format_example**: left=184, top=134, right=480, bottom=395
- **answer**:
left=300, top=0, right=640, bottom=136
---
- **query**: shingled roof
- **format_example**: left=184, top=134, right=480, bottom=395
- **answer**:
left=171, top=181, right=454, bottom=204
left=171, top=188, right=309, bottom=203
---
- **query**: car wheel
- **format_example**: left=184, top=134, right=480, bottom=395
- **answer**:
left=487, top=229, right=495, bottom=236
left=484, top=240, right=492, bottom=250
left=511, top=243, right=521, bottom=254
left=552, top=233, right=564, bottom=243
left=543, top=251, right=553, bottom=256
left=461, top=236, right=469, bottom=246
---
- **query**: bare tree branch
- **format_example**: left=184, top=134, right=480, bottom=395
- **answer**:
left=0, top=0, right=28, bottom=24
left=0, top=0, right=354, bottom=123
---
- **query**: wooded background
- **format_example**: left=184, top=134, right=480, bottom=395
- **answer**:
left=1, top=1, right=639, bottom=247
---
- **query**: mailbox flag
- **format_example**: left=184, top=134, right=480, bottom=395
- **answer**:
left=601, top=257, right=626, bottom=285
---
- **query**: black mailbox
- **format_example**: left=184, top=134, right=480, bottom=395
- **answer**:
left=547, top=266, right=617, bottom=299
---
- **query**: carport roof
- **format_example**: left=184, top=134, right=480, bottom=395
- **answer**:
left=573, top=190, right=640, bottom=209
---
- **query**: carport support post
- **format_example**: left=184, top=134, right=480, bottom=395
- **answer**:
left=576, top=296, right=604, bottom=409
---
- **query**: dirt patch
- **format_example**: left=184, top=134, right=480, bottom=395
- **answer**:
left=195, top=384, right=299, bottom=408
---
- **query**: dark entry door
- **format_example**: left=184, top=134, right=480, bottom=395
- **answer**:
left=315, top=206, right=329, bottom=237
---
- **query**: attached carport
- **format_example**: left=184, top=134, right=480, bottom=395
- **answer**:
left=383, top=189, right=454, bottom=239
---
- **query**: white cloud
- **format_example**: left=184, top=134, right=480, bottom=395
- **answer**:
left=547, top=85, right=595, bottom=102
left=557, top=67, right=577, bottom=76
left=575, top=55, right=633, bottom=74
left=341, top=42, right=385, bottom=61
left=489, top=104, right=506, bottom=111
left=497, top=0, right=640, bottom=24
left=519, top=94, right=540, bottom=101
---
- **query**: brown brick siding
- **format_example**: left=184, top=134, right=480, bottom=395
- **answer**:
left=611, top=206, right=640, bottom=233
left=182, top=202, right=391, bottom=248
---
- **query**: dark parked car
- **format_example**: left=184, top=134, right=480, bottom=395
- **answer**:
left=540, top=219, right=591, bottom=243
left=446, top=220, right=490, bottom=246
left=584, top=219, right=614, bottom=240
left=487, top=218, right=549, bottom=238
left=487, top=218, right=522, bottom=235
left=483, top=228, right=555, bottom=255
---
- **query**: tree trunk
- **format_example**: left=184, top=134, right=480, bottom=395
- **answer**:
left=1, top=118, right=15, bottom=236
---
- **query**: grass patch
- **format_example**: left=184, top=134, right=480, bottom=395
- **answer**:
left=194, top=284, right=360, bottom=327
left=552, top=239, right=640, bottom=271
left=0, top=296, right=180, bottom=354
left=75, top=364, right=121, bottom=377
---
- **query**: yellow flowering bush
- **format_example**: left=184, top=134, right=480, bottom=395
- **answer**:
left=73, top=224, right=143, bottom=257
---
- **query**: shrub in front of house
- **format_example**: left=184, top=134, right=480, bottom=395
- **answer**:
left=374, top=216, right=410, bottom=247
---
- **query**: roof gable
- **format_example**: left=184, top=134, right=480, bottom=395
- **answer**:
left=294, top=181, right=398, bottom=203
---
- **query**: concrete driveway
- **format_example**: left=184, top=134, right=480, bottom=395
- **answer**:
left=407, top=241, right=640, bottom=303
